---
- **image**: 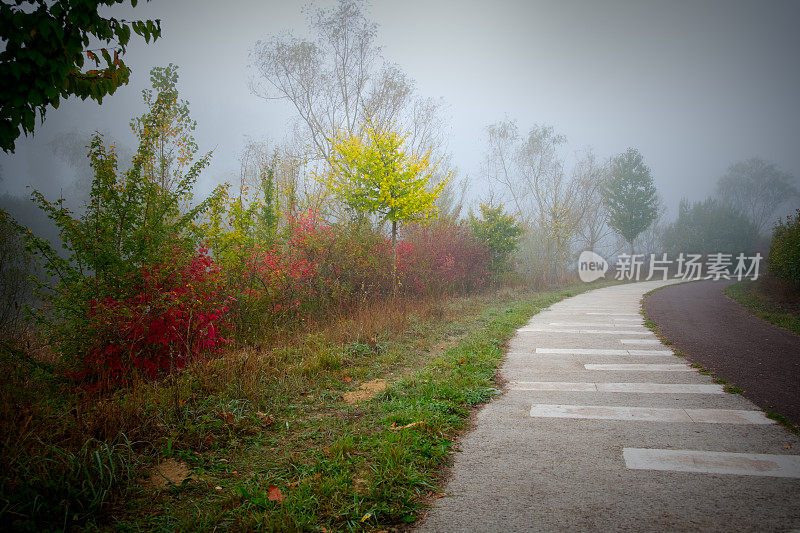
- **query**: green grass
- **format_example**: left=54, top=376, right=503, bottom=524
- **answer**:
left=724, top=280, right=800, bottom=336
left=690, top=363, right=713, bottom=376
left=766, top=411, right=800, bottom=437
left=2, top=280, right=614, bottom=532
left=641, top=316, right=675, bottom=348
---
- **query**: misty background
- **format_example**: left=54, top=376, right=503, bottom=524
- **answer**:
left=1, top=0, right=799, bottom=238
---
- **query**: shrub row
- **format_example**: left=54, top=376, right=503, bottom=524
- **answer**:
left=73, top=213, right=491, bottom=388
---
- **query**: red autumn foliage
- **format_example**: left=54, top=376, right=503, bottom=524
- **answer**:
left=397, top=221, right=491, bottom=295
left=229, top=212, right=491, bottom=337
left=75, top=247, right=231, bottom=389
left=72, top=213, right=491, bottom=390
left=232, top=212, right=394, bottom=333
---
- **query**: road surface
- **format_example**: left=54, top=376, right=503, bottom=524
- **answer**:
left=417, top=281, right=800, bottom=532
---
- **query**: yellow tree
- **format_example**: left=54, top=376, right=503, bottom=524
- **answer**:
left=327, top=125, right=449, bottom=292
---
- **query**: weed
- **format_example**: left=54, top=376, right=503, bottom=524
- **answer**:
left=690, top=363, right=713, bottom=376
left=0, top=435, right=139, bottom=531
left=765, top=411, right=800, bottom=436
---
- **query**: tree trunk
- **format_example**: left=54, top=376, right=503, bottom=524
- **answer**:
left=392, top=220, right=398, bottom=299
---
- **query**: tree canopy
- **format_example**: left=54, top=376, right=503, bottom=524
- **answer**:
left=326, top=125, right=447, bottom=244
left=603, top=147, right=659, bottom=251
left=0, top=0, right=161, bottom=153
left=469, top=204, right=523, bottom=273
left=662, top=198, right=760, bottom=255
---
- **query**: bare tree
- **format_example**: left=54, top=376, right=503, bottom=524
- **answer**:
left=238, top=139, right=273, bottom=194
left=715, top=157, right=799, bottom=234
left=572, top=149, right=612, bottom=253
left=484, top=121, right=586, bottom=281
left=484, top=119, right=525, bottom=220
left=483, top=122, right=632, bottom=281
left=635, top=197, right=667, bottom=257
left=516, top=124, right=569, bottom=228
left=250, top=0, right=443, bottom=164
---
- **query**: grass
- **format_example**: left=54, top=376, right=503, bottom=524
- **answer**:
left=1, top=280, right=612, bottom=532
left=642, top=317, right=674, bottom=348
left=690, top=363, right=713, bottom=376
left=724, top=279, right=800, bottom=336
left=765, top=411, right=800, bottom=437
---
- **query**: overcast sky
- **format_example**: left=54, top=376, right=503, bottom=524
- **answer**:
left=2, top=0, right=799, bottom=220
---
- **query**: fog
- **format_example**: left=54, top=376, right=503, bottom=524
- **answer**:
left=2, top=0, right=799, bottom=225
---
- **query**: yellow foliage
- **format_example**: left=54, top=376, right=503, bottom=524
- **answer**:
left=325, top=125, right=449, bottom=228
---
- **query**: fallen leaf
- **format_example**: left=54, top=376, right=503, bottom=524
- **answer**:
left=360, top=512, right=373, bottom=522
left=267, top=485, right=285, bottom=503
left=390, top=420, right=424, bottom=430
left=214, top=486, right=222, bottom=491
left=784, top=445, right=792, bottom=449
left=344, top=376, right=352, bottom=382
left=459, top=358, right=466, bottom=364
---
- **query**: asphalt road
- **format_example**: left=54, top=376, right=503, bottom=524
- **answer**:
left=643, top=280, right=800, bottom=425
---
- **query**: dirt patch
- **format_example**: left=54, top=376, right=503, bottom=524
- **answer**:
left=343, top=378, right=387, bottom=405
left=144, top=458, right=193, bottom=489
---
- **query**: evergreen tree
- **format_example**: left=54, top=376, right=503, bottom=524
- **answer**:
left=603, top=148, right=659, bottom=254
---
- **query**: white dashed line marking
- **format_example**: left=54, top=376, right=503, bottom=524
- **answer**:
left=584, top=363, right=694, bottom=372
left=512, top=382, right=723, bottom=393
left=535, top=348, right=673, bottom=356
left=529, top=404, right=774, bottom=424
left=623, top=448, right=800, bottom=478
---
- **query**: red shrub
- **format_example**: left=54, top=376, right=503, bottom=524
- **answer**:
left=76, top=247, right=231, bottom=389
left=236, top=212, right=394, bottom=332
left=398, top=221, right=491, bottom=295
left=220, top=213, right=492, bottom=341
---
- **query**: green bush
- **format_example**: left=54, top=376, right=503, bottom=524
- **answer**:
left=768, top=209, right=800, bottom=284
left=469, top=204, right=523, bottom=274
left=18, top=65, right=227, bottom=379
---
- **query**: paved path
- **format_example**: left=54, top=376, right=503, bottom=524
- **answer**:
left=644, top=280, right=800, bottom=425
left=417, top=281, right=800, bottom=532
